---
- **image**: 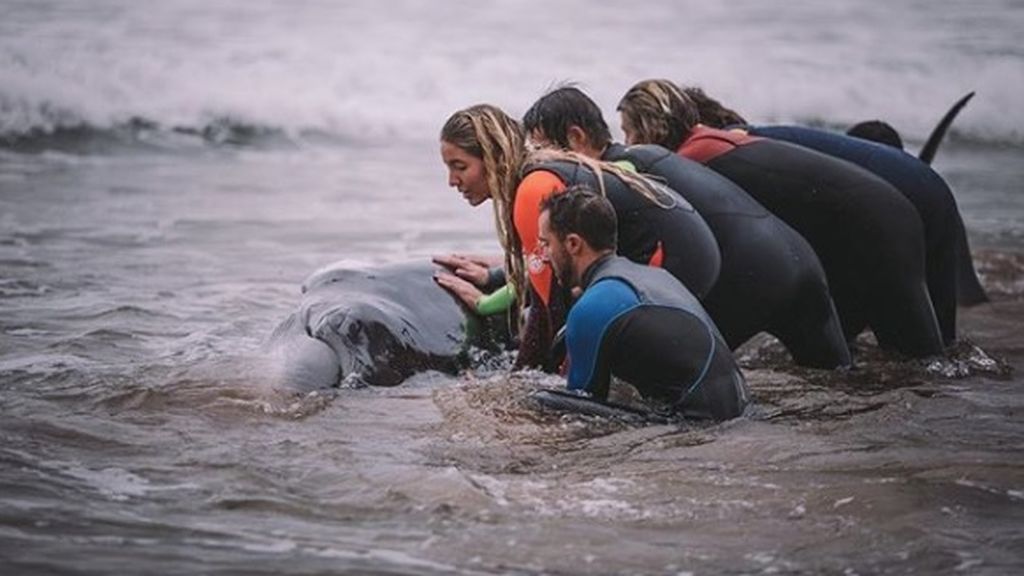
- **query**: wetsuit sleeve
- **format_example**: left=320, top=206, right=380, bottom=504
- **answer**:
left=565, top=279, right=641, bottom=397
left=513, top=170, right=566, bottom=308
left=475, top=283, right=514, bottom=316
left=483, top=266, right=507, bottom=292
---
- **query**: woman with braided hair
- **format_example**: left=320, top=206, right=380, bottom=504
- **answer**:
left=436, top=104, right=721, bottom=371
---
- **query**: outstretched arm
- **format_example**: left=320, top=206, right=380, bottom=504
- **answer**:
left=433, top=271, right=485, bottom=310
left=432, top=254, right=504, bottom=289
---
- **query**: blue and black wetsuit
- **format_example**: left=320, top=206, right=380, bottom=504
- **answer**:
left=603, top=143, right=850, bottom=369
left=747, top=124, right=983, bottom=343
left=566, top=254, right=748, bottom=421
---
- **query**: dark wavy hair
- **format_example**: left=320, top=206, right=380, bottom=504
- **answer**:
left=522, top=85, right=612, bottom=150
left=682, top=86, right=748, bottom=128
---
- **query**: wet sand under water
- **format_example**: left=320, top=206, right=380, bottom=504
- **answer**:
left=402, top=250, right=1024, bottom=574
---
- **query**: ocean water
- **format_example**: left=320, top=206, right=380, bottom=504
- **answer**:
left=2, top=1, right=1023, bottom=574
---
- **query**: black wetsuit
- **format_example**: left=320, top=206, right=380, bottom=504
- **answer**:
left=603, top=143, right=850, bottom=368
left=680, top=126, right=944, bottom=358
left=525, top=160, right=722, bottom=298
left=566, top=254, right=748, bottom=421
left=515, top=159, right=722, bottom=371
left=748, top=124, right=980, bottom=343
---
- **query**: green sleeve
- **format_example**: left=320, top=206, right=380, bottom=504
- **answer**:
left=475, top=283, right=515, bottom=316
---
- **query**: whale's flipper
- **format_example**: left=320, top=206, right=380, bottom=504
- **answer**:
left=530, top=389, right=664, bottom=423
left=919, top=91, right=975, bottom=165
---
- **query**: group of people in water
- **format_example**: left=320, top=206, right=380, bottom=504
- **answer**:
left=431, top=80, right=979, bottom=422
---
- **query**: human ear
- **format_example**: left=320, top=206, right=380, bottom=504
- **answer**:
left=565, top=233, right=584, bottom=255
left=566, top=126, right=587, bottom=152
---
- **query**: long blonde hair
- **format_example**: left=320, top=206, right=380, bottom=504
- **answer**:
left=524, top=148, right=677, bottom=210
left=617, top=78, right=699, bottom=150
left=440, top=105, right=528, bottom=310
left=440, top=104, right=679, bottom=319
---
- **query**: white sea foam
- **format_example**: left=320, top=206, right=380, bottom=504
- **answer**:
left=61, top=464, right=151, bottom=501
left=1, top=0, right=1021, bottom=145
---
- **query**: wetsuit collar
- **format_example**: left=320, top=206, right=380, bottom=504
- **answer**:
left=685, top=124, right=710, bottom=142
left=601, top=142, right=624, bottom=160
left=580, top=252, right=617, bottom=290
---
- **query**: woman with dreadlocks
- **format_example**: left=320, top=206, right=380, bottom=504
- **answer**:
left=617, top=79, right=944, bottom=359
left=436, top=104, right=721, bottom=371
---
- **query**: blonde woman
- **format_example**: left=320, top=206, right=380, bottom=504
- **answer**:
left=617, top=79, right=944, bottom=359
left=436, top=104, right=720, bottom=371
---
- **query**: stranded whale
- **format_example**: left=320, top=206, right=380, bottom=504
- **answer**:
left=265, top=260, right=508, bottom=391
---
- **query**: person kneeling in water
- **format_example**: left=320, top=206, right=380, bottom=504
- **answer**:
left=539, top=185, right=748, bottom=421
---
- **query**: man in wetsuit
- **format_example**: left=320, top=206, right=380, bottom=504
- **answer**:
left=522, top=86, right=851, bottom=368
left=539, top=185, right=749, bottom=421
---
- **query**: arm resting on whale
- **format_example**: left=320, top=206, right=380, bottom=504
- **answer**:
left=433, top=272, right=515, bottom=316
left=484, top=266, right=507, bottom=292
left=432, top=254, right=505, bottom=290
left=475, top=283, right=515, bottom=315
